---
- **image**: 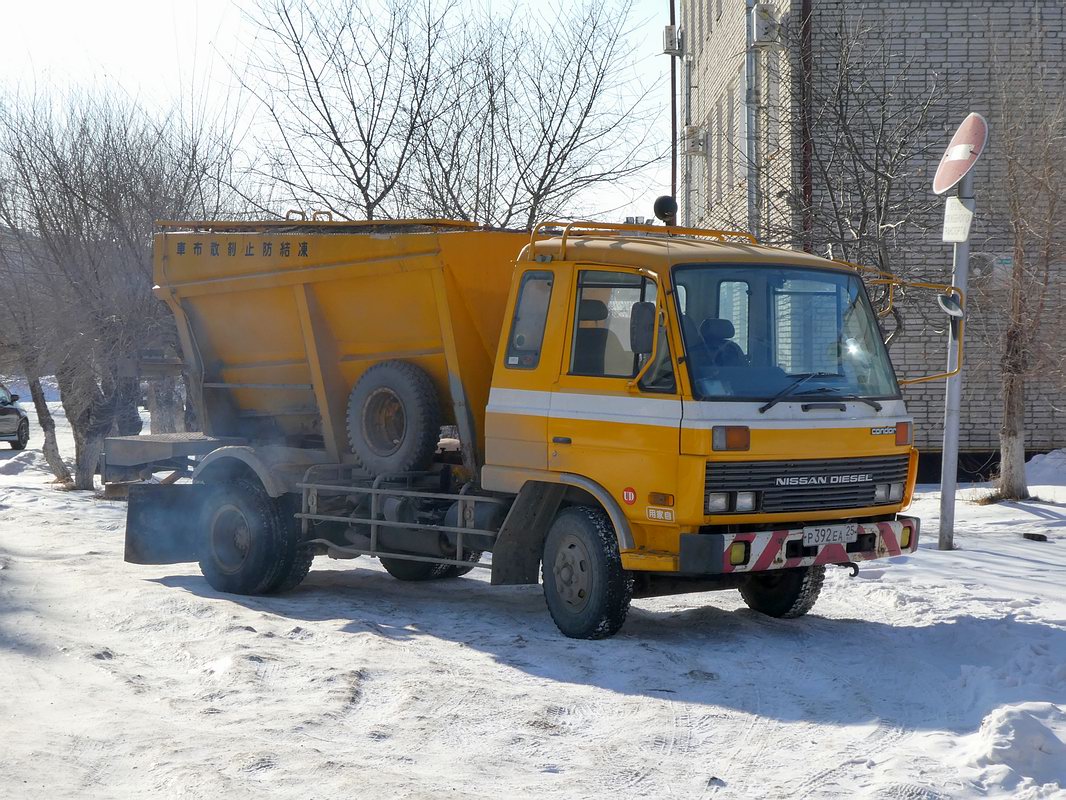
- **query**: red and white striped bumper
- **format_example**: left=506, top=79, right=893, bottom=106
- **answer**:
left=677, top=518, right=920, bottom=575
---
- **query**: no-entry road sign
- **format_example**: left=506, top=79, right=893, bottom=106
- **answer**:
left=933, top=112, right=988, bottom=196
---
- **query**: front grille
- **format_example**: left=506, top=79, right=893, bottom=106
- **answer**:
left=705, top=455, right=910, bottom=514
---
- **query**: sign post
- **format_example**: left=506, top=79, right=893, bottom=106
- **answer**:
left=933, top=113, right=988, bottom=551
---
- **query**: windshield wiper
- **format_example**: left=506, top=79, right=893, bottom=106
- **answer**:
left=797, top=386, right=883, bottom=411
left=757, top=372, right=839, bottom=414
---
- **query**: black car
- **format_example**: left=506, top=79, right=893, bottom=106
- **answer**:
left=0, top=383, right=29, bottom=450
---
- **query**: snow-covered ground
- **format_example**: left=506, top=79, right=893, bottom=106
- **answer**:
left=1, top=406, right=1065, bottom=799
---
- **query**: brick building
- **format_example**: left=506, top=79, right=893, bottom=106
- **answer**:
left=676, top=0, right=1066, bottom=462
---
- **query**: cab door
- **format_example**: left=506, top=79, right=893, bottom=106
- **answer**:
left=547, top=267, right=682, bottom=532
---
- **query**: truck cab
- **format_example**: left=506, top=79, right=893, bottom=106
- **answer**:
left=483, top=224, right=918, bottom=584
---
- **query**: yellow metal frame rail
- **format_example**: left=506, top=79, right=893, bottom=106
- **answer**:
left=156, top=218, right=480, bottom=232
left=528, top=220, right=758, bottom=261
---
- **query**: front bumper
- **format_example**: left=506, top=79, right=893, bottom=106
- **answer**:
left=678, top=517, right=919, bottom=575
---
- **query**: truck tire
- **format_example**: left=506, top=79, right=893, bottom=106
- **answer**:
left=198, top=479, right=310, bottom=595
left=346, top=361, right=441, bottom=476
left=437, top=549, right=483, bottom=578
left=739, top=565, right=825, bottom=619
left=542, top=506, right=632, bottom=639
left=379, top=556, right=452, bottom=581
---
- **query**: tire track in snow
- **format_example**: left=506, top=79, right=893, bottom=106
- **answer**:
left=790, top=719, right=909, bottom=799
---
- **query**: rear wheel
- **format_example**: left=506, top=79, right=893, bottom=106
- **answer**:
left=380, top=556, right=452, bottom=582
left=10, top=420, right=28, bottom=450
left=198, top=479, right=310, bottom=595
left=436, top=549, right=483, bottom=578
left=542, top=506, right=632, bottom=639
left=739, top=565, right=825, bottom=618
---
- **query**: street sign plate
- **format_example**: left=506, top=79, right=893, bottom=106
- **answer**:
left=942, top=196, right=976, bottom=242
left=933, top=113, right=988, bottom=195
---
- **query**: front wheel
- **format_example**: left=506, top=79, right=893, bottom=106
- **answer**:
left=10, top=420, right=28, bottom=450
left=542, top=506, right=632, bottom=639
left=739, top=565, right=825, bottom=619
left=198, top=479, right=310, bottom=595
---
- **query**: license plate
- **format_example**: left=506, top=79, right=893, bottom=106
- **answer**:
left=802, top=523, right=859, bottom=547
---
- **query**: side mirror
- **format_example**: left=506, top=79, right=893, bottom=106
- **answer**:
left=630, top=302, right=656, bottom=355
left=9, top=394, right=19, bottom=403
left=937, top=293, right=964, bottom=318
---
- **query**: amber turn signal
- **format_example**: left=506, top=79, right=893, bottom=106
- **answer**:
left=648, top=492, right=674, bottom=507
left=712, top=426, right=750, bottom=451
left=895, top=421, right=912, bottom=446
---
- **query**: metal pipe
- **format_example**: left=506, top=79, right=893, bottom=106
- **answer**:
left=683, top=54, right=693, bottom=225
left=800, top=0, right=814, bottom=252
left=670, top=0, right=677, bottom=199
left=744, top=0, right=760, bottom=236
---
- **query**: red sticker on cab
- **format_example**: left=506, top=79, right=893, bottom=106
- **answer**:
left=622, top=487, right=636, bottom=505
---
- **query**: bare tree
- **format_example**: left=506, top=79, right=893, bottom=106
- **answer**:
left=241, top=0, right=658, bottom=225
left=982, top=67, right=1066, bottom=500
left=414, top=3, right=658, bottom=227
left=240, top=0, right=448, bottom=220
left=752, top=9, right=949, bottom=280
left=0, top=230, right=71, bottom=482
left=703, top=8, right=953, bottom=346
left=0, top=90, right=236, bottom=489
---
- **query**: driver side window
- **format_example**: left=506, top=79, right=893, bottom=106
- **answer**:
left=0, top=386, right=10, bottom=405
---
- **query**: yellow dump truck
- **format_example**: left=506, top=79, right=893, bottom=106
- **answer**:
left=107, top=215, right=957, bottom=638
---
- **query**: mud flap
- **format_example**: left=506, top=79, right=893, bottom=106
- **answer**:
left=124, top=483, right=210, bottom=565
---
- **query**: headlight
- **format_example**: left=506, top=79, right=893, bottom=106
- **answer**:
left=734, top=491, right=757, bottom=512
left=706, top=492, right=730, bottom=513
left=875, top=483, right=905, bottom=504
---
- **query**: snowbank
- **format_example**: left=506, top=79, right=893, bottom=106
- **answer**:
left=962, top=703, right=1066, bottom=794
left=1026, top=449, right=1066, bottom=488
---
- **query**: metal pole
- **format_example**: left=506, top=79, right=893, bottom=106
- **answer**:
left=670, top=0, right=677, bottom=199
left=938, top=170, right=974, bottom=550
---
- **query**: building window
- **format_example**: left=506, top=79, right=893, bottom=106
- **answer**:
left=718, top=280, right=750, bottom=353
left=726, top=83, right=735, bottom=190
left=698, top=1, right=704, bottom=51
left=715, top=100, right=724, bottom=203
left=767, top=50, right=781, bottom=150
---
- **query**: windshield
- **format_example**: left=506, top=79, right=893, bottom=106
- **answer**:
left=672, top=264, right=899, bottom=402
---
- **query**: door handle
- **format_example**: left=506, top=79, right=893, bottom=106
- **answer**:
left=552, top=436, right=572, bottom=445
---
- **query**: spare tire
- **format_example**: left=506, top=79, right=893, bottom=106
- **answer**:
left=346, top=360, right=442, bottom=475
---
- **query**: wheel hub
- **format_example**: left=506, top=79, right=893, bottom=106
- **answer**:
left=363, top=387, right=406, bottom=456
left=210, top=505, right=252, bottom=574
left=552, top=533, right=592, bottom=612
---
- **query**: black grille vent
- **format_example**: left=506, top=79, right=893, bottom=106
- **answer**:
left=705, top=455, right=910, bottom=514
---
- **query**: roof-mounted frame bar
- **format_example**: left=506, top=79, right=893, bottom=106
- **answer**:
left=528, top=220, right=758, bottom=261
left=156, top=218, right=481, bottom=233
